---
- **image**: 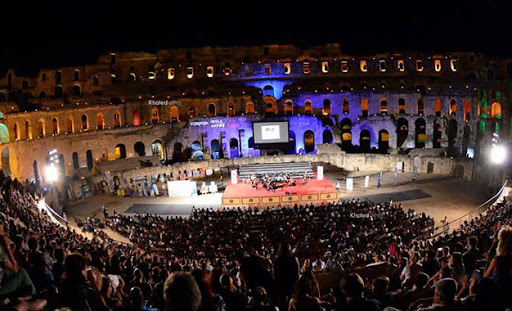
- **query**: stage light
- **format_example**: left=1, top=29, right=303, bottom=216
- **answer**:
left=490, top=145, right=506, bottom=164
left=46, top=164, right=59, bottom=183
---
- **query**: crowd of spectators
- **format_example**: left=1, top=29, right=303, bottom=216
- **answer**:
left=0, top=169, right=511, bottom=311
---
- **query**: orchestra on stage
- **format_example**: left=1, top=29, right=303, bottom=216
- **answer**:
left=247, top=171, right=311, bottom=192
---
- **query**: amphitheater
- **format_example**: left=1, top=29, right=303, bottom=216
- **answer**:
left=0, top=43, right=511, bottom=311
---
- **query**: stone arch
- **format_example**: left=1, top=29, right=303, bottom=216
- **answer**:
left=1, top=147, right=10, bottom=176
left=396, top=118, right=409, bottom=148
left=52, top=117, right=59, bottom=135
left=173, top=142, right=184, bottom=162
left=491, top=102, right=502, bottom=118
left=435, top=99, right=442, bottom=117
left=152, top=140, right=165, bottom=160
left=304, top=101, right=313, bottom=116
left=59, top=154, right=65, bottom=175
left=245, top=101, right=255, bottom=114
left=284, top=100, right=293, bottom=115
left=264, top=97, right=277, bottom=115
left=25, top=121, right=32, bottom=139
left=323, top=99, right=331, bottom=115
left=227, top=103, right=235, bottom=117
left=37, top=118, right=45, bottom=137
left=378, top=129, right=389, bottom=152
left=132, top=109, right=141, bottom=126
left=359, top=129, right=371, bottom=151
left=450, top=99, right=457, bottom=117
left=151, top=107, right=159, bottom=124
left=114, top=111, right=122, bottom=127
left=380, top=99, right=388, bottom=114
left=263, top=85, right=274, bottom=97
left=340, top=118, right=352, bottom=151
left=464, top=100, right=471, bottom=122
left=208, top=103, right=216, bottom=116
left=398, top=98, right=406, bottom=114
left=81, top=114, right=88, bottom=130
left=72, top=84, right=81, bottom=97
left=96, top=113, right=105, bottom=130
left=86, top=150, right=93, bottom=169
left=67, top=116, right=74, bottom=133
left=211, top=139, right=220, bottom=158
left=134, top=142, right=145, bottom=156
left=361, top=99, right=369, bottom=117
left=229, top=138, right=239, bottom=158
left=447, top=119, right=458, bottom=155
left=54, top=85, right=63, bottom=98
left=343, top=98, right=350, bottom=114
left=13, top=122, right=20, bottom=140
left=417, top=98, right=424, bottom=115
left=433, top=120, right=442, bottom=148
left=322, top=129, right=333, bottom=144
left=72, top=152, right=79, bottom=169
left=304, top=130, right=315, bottom=153
left=115, top=144, right=127, bottom=159
left=415, top=118, right=427, bottom=148
left=170, top=105, right=179, bottom=122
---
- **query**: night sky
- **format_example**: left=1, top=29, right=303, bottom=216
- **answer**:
left=1, top=0, right=510, bottom=75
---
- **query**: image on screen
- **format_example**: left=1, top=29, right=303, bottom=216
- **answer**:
left=253, top=121, right=289, bottom=144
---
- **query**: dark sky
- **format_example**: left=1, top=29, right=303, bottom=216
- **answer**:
left=2, top=0, right=510, bottom=74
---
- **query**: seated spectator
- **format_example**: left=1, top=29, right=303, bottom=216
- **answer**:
left=338, top=273, right=380, bottom=311
left=411, top=278, right=463, bottom=311
left=400, top=252, right=422, bottom=288
left=288, top=276, right=325, bottom=311
left=164, top=272, right=201, bottom=311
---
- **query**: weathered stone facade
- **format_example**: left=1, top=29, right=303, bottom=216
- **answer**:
left=0, top=44, right=509, bottom=182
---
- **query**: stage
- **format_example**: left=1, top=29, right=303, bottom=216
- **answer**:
left=222, top=174, right=338, bottom=207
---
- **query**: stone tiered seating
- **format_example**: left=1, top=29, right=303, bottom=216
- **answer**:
left=238, top=162, right=315, bottom=179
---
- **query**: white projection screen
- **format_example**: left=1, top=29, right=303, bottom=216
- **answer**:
left=253, top=121, right=289, bottom=144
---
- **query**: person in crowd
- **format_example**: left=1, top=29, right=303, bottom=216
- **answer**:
left=411, top=278, right=463, bottom=311
left=164, top=272, right=202, bottom=311
left=288, top=276, right=325, bottom=311
left=273, top=241, right=300, bottom=308
left=338, top=273, right=380, bottom=311
left=400, top=252, right=422, bottom=288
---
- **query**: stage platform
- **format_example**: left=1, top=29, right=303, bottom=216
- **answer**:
left=222, top=174, right=338, bottom=207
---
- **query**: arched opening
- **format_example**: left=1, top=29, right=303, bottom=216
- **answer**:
left=322, top=129, right=333, bottom=144
left=102, top=148, right=109, bottom=160
left=380, top=99, right=388, bottom=114
left=227, top=103, right=235, bottom=117
left=170, top=105, right=179, bottom=122
left=245, top=102, right=255, bottom=114
left=128, top=73, right=136, bottom=82
left=491, top=102, right=502, bottom=118
left=190, top=141, right=203, bottom=159
left=93, top=76, right=99, bottom=86
left=248, top=137, right=254, bottom=149
left=323, top=99, right=331, bottom=115
left=229, top=138, right=239, bottom=158
left=343, top=98, right=350, bottom=114
left=134, top=142, right=145, bottom=156
left=1, top=147, right=10, bottom=176
left=340, top=118, right=352, bottom=151
left=52, top=118, right=59, bottom=135
left=114, top=112, right=121, bottom=127
left=211, top=139, right=220, bottom=159
left=398, top=98, right=406, bottom=114
left=396, top=118, right=409, bottom=148
left=304, top=130, right=315, bottom=153
left=435, top=99, right=442, bottom=117
left=417, top=98, right=424, bottom=115
left=86, top=150, right=93, bottom=169
left=208, top=103, right=216, bottom=116
left=450, top=99, right=457, bottom=117
left=54, top=86, right=63, bottom=98
left=37, top=119, right=45, bottom=137
left=264, top=97, right=278, bottom=116
left=151, top=108, right=159, bottom=124
left=59, top=154, right=65, bottom=175
left=97, top=113, right=105, bottom=130
left=72, top=85, right=81, bottom=97
left=415, top=118, right=427, bottom=148
left=25, top=121, right=32, bottom=139
left=33, top=160, right=39, bottom=183
left=447, top=119, right=458, bottom=156
left=74, top=69, right=80, bottom=81
left=67, top=117, right=74, bottom=133
left=72, top=152, right=79, bottom=169
left=462, top=125, right=470, bottom=156
left=287, top=131, right=296, bottom=154
left=132, top=110, right=141, bottom=126
left=173, top=142, right=184, bottom=162
left=378, top=129, right=389, bottom=152
left=284, top=101, right=293, bottom=116
left=304, top=101, right=312, bottom=116
left=13, top=123, right=19, bottom=140
left=361, top=99, right=369, bottom=117
left=81, top=114, right=88, bottom=131
left=433, top=120, right=442, bottom=148
left=263, top=85, right=274, bottom=97
left=464, top=100, right=471, bottom=122
left=152, top=140, right=165, bottom=160
left=359, top=129, right=371, bottom=151
left=115, top=144, right=127, bottom=159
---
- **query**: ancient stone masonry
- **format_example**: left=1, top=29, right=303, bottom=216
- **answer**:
left=0, top=44, right=509, bottom=182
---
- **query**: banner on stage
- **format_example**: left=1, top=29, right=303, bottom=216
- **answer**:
left=231, top=169, right=238, bottom=184
left=346, top=178, right=354, bottom=192
left=167, top=181, right=197, bottom=197
left=317, top=166, right=323, bottom=180
left=364, top=176, right=369, bottom=189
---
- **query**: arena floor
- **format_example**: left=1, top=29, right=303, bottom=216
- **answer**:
left=65, top=166, right=490, bottom=242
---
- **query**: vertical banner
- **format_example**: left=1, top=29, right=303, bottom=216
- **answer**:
left=346, top=178, right=354, bottom=192
left=317, top=166, right=324, bottom=180
left=364, top=176, right=370, bottom=189
left=231, top=169, right=238, bottom=185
